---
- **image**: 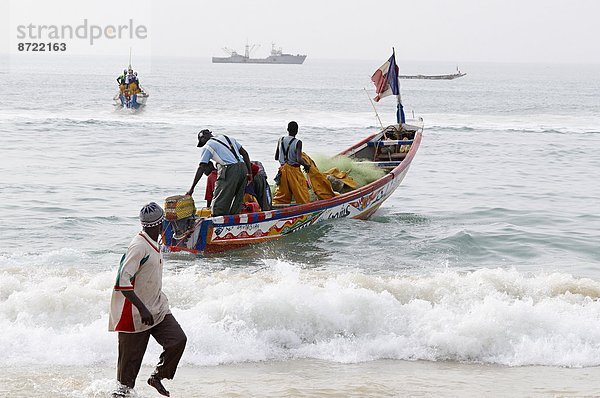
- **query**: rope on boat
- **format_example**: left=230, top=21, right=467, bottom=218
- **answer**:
left=363, top=88, right=384, bottom=130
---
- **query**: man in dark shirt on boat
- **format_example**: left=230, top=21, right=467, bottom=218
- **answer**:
left=273, top=121, right=311, bottom=205
left=117, top=69, right=127, bottom=86
left=186, top=129, right=252, bottom=216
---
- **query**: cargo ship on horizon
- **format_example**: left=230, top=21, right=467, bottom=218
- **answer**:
left=212, top=43, right=306, bottom=64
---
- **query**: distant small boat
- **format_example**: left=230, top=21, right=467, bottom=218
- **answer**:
left=212, top=43, right=306, bottom=65
left=400, top=66, right=466, bottom=80
left=113, top=50, right=149, bottom=109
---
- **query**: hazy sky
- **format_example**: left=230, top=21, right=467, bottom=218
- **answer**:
left=2, top=0, right=600, bottom=63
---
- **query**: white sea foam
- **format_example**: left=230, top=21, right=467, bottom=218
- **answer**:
left=0, top=108, right=378, bottom=130
left=3, top=105, right=597, bottom=137
left=2, top=256, right=600, bottom=368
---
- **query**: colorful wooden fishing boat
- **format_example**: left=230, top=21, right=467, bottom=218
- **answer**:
left=162, top=49, right=422, bottom=254
left=162, top=120, right=423, bottom=254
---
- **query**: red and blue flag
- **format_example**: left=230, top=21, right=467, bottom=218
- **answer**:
left=371, top=49, right=405, bottom=123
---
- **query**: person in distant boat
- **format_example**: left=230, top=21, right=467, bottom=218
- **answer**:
left=125, top=68, right=135, bottom=85
left=125, top=69, right=139, bottom=107
left=133, top=72, right=143, bottom=93
left=273, top=121, right=311, bottom=205
left=186, top=129, right=252, bottom=216
left=109, top=202, right=187, bottom=398
left=117, top=69, right=127, bottom=86
left=117, top=69, right=128, bottom=106
left=204, top=161, right=218, bottom=208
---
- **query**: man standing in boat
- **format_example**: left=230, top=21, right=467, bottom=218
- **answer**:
left=109, top=202, right=187, bottom=398
left=273, top=121, right=311, bottom=204
left=187, top=129, right=252, bottom=216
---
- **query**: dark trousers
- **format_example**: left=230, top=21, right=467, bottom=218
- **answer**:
left=212, top=162, right=247, bottom=216
left=253, top=174, right=272, bottom=211
left=117, top=314, right=187, bottom=388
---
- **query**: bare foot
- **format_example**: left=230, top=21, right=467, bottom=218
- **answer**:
left=147, top=376, right=170, bottom=397
left=112, top=384, right=132, bottom=397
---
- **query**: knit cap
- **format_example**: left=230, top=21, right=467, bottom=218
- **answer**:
left=139, top=202, right=165, bottom=227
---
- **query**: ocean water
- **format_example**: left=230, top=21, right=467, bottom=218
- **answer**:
left=1, top=55, right=600, bottom=397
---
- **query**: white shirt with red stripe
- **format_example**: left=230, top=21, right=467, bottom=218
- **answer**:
left=109, top=231, right=171, bottom=333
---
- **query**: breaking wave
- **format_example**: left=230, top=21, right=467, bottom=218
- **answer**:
left=1, top=253, right=599, bottom=368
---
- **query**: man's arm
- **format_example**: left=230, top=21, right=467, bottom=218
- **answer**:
left=121, top=290, right=154, bottom=326
left=296, top=141, right=310, bottom=171
left=186, top=163, right=210, bottom=196
left=274, top=138, right=280, bottom=161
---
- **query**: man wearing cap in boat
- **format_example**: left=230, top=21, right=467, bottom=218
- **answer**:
left=109, top=202, right=187, bottom=398
left=186, top=129, right=252, bottom=216
left=273, top=121, right=312, bottom=204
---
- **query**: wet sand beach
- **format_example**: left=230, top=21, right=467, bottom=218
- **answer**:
left=3, top=360, right=600, bottom=397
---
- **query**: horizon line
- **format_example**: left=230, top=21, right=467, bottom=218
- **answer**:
left=0, top=53, right=598, bottom=66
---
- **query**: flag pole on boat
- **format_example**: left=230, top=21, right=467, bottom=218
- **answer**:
left=128, top=47, right=132, bottom=70
left=363, top=88, right=384, bottom=131
left=392, top=47, right=406, bottom=126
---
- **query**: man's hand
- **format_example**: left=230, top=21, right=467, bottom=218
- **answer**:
left=247, top=173, right=253, bottom=182
left=139, top=306, right=154, bottom=326
left=121, top=290, right=154, bottom=326
left=303, top=164, right=311, bottom=173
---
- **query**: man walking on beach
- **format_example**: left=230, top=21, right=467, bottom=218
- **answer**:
left=109, top=202, right=187, bottom=397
